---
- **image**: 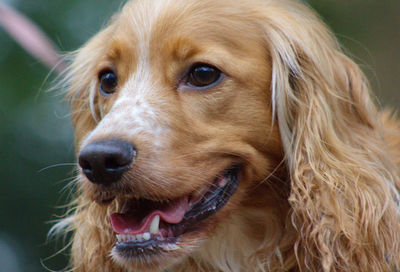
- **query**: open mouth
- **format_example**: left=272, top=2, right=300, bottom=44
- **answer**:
left=110, top=164, right=242, bottom=258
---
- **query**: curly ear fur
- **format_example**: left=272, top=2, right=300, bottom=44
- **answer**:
left=262, top=1, right=400, bottom=271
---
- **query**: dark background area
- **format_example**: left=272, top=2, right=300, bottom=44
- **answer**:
left=0, top=0, right=398, bottom=271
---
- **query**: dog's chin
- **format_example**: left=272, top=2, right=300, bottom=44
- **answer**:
left=107, top=164, right=242, bottom=271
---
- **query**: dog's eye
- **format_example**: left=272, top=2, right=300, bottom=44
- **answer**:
left=99, top=70, right=118, bottom=95
left=187, top=64, right=221, bottom=88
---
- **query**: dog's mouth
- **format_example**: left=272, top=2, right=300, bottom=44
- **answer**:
left=110, top=164, right=241, bottom=258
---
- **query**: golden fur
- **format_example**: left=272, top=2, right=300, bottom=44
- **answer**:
left=54, top=0, right=400, bottom=271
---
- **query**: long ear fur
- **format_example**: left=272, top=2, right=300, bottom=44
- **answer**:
left=261, top=1, right=400, bottom=271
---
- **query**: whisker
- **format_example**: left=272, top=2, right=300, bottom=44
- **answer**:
left=38, top=163, right=77, bottom=173
left=60, top=176, right=79, bottom=194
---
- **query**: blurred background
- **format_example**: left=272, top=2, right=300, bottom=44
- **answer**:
left=0, top=0, right=398, bottom=271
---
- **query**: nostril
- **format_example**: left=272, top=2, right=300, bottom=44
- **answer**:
left=104, top=155, right=130, bottom=171
left=79, top=158, right=92, bottom=171
left=105, top=157, right=119, bottom=171
left=79, top=158, right=94, bottom=180
left=78, top=139, right=136, bottom=186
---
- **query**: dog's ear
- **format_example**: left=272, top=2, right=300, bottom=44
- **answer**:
left=260, top=2, right=400, bottom=271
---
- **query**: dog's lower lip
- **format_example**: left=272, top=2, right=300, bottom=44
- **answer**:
left=113, top=164, right=242, bottom=256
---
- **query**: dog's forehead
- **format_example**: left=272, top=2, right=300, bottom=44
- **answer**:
left=107, top=0, right=267, bottom=91
left=106, top=0, right=263, bottom=95
left=115, top=0, right=261, bottom=54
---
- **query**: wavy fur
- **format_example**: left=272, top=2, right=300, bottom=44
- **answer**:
left=54, top=0, right=400, bottom=271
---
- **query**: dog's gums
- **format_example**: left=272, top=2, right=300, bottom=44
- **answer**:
left=110, top=165, right=241, bottom=258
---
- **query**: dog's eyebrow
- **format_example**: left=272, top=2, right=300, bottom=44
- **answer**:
left=169, top=39, right=200, bottom=62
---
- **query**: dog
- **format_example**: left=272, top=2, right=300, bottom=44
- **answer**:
left=54, top=0, right=400, bottom=271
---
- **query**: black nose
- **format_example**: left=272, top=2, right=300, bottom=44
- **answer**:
left=78, top=139, right=136, bottom=186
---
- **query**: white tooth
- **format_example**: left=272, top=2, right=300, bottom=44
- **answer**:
left=116, top=234, right=121, bottom=242
left=143, top=232, right=151, bottom=240
left=149, top=215, right=160, bottom=234
left=136, top=234, right=143, bottom=242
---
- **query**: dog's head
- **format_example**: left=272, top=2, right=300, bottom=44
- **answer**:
left=63, top=0, right=400, bottom=271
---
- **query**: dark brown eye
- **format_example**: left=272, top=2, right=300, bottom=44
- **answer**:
left=99, top=70, right=118, bottom=95
left=187, top=64, right=221, bottom=88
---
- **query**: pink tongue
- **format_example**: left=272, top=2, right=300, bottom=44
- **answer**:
left=110, top=196, right=189, bottom=235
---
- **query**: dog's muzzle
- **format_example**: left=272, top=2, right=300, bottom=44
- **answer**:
left=78, top=137, right=242, bottom=260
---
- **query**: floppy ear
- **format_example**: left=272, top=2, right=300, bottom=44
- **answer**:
left=261, top=2, right=400, bottom=271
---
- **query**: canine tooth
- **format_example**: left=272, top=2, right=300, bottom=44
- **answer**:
left=150, top=215, right=160, bottom=234
left=116, top=234, right=121, bottom=242
left=143, top=232, right=151, bottom=240
left=136, top=234, right=143, bottom=241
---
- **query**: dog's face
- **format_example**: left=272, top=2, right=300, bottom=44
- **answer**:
left=65, top=0, right=400, bottom=271
left=73, top=0, right=284, bottom=270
